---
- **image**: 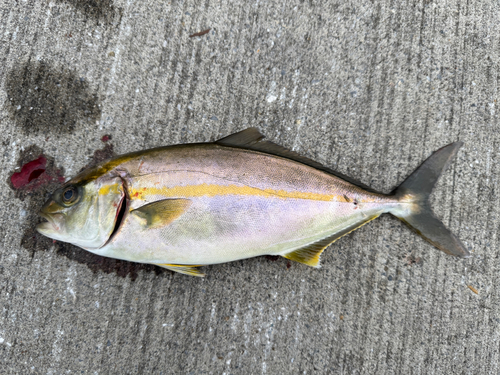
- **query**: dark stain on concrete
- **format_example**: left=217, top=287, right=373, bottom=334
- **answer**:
left=55, top=0, right=122, bottom=25
left=5, top=60, right=101, bottom=135
left=13, top=143, right=166, bottom=281
left=81, top=142, right=116, bottom=171
left=54, top=244, right=165, bottom=281
left=265, top=255, right=280, bottom=261
left=265, top=255, right=293, bottom=270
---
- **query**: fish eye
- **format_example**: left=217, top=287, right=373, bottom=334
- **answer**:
left=62, top=186, right=79, bottom=205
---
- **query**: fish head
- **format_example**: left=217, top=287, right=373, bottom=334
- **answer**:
left=36, top=176, right=125, bottom=250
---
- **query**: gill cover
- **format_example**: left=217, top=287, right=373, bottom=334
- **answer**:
left=36, top=177, right=125, bottom=250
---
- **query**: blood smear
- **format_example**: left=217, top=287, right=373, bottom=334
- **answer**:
left=10, top=156, right=47, bottom=189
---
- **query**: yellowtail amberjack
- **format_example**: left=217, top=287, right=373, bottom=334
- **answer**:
left=36, top=128, right=469, bottom=276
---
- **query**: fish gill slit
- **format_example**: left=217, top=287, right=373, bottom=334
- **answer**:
left=109, top=196, right=127, bottom=244
left=102, top=182, right=128, bottom=247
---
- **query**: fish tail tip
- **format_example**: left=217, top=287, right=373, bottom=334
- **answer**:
left=390, top=143, right=468, bottom=258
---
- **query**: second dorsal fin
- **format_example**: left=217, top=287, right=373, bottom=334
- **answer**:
left=216, top=128, right=377, bottom=192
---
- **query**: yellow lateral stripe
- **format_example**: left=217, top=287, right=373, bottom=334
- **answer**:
left=130, top=183, right=351, bottom=202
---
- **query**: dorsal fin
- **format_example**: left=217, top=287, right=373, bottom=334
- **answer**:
left=282, top=214, right=380, bottom=267
left=156, top=263, right=205, bottom=277
left=216, top=128, right=377, bottom=192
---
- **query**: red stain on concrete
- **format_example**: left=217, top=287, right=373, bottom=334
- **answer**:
left=101, top=134, right=112, bottom=142
left=10, top=155, right=65, bottom=191
left=11, top=156, right=47, bottom=189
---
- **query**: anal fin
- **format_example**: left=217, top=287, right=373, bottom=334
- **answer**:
left=156, top=263, right=205, bottom=277
left=282, top=214, right=380, bottom=267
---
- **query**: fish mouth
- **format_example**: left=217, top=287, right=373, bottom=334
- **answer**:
left=36, top=220, right=53, bottom=234
left=36, top=212, right=63, bottom=235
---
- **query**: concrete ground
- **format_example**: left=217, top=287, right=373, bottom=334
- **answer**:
left=1, top=0, right=499, bottom=373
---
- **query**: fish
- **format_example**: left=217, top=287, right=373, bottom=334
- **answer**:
left=36, top=128, right=470, bottom=277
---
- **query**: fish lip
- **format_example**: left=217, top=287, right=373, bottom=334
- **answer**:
left=37, top=212, right=63, bottom=232
left=39, top=212, right=51, bottom=222
left=36, top=220, right=53, bottom=235
left=37, top=212, right=53, bottom=229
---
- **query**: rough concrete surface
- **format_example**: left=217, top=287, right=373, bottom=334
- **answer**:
left=0, top=0, right=499, bottom=374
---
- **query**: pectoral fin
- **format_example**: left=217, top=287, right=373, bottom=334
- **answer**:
left=283, top=214, right=380, bottom=267
left=131, top=199, right=191, bottom=229
left=156, top=263, right=205, bottom=277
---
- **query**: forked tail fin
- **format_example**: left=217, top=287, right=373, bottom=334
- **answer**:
left=390, top=142, right=470, bottom=258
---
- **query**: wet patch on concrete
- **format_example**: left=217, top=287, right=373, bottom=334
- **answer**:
left=5, top=60, right=101, bottom=135
left=12, top=143, right=165, bottom=281
left=55, top=0, right=122, bottom=25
